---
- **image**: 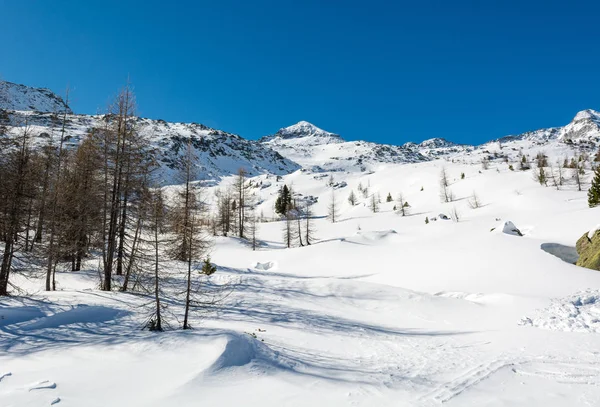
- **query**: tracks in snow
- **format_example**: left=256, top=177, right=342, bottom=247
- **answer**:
left=0, top=372, right=61, bottom=405
left=422, top=359, right=515, bottom=404
left=421, top=356, right=600, bottom=404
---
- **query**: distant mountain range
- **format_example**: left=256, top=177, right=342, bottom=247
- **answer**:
left=1, top=79, right=598, bottom=181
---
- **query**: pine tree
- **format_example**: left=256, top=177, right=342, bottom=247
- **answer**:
left=386, top=193, right=393, bottom=202
left=535, top=166, right=547, bottom=186
left=201, top=257, right=217, bottom=275
left=588, top=166, right=600, bottom=208
left=275, top=185, right=292, bottom=215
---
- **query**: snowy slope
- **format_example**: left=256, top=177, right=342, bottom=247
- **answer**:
left=0, top=80, right=71, bottom=113
left=261, top=121, right=429, bottom=172
left=262, top=111, right=600, bottom=174
left=5, top=80, right=600, bottom=406
left=559, top=109, right=600, bottom=143
left=4, top=141, right=600, bottom=406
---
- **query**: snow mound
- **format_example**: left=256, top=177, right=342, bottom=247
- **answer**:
left=520, top=290, right=600, bottom=333
left=490, top=220, right=523, bottom=236
left=254, top=261, right=276, bottom=271
left=204, top=333, right=294, bottom=376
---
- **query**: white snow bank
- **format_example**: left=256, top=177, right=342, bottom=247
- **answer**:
left=490, top=220, right=523, bottom=236
left=204, top=333, right=294, bottom=376
left=520, top=290, right=600, bottom=333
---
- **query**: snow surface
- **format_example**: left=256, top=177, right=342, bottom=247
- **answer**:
left=4, top=82, right=600, bottom=405
left=3, top=139, right=600, bottom=406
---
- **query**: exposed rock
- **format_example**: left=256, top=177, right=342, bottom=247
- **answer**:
left=576, top=228, right=600, bottom=271
left=490, top=220, right=523, bottom=236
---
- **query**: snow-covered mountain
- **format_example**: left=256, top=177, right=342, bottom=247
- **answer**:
left=2, top=79, right=600, bottom=181
left=4, top=110, right=299, bottom=182
left=0, top=80, right=71, bottom=113
left=559, top=109, right=600, bottom=143
left=260, top=121, right=429, bottom=172
left=260, top=120, right=344, bottom=145
left=261, top=109, right=600, bottom=173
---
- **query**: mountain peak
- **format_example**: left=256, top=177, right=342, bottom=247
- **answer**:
left=418, top=138, right=459, bottom=149
left=559, top=109, right=600, bottom=142
left=573, top=109, right=600, bottom=123
left=0, top=80, right=72, bottom=113
left=260, top=120, right=343, bottom=145
left=279, top=121, right=341, bottom=139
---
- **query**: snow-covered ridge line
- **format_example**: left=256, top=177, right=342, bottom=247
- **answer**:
left=2, top=79, right=600, bottom=179
left=3, top=110, right=300, bottom=183
left=0, top=80, right=71, bottom=114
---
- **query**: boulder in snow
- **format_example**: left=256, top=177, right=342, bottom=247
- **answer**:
left=490, top=220, right=523, bottom=236
left=576, top=226, right=600, bottom=271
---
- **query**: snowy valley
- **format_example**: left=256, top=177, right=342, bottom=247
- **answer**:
left=2, top=80, right=600, bottom=407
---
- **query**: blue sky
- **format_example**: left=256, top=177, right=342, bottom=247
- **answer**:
left=2, top=0, right=599, bottom=144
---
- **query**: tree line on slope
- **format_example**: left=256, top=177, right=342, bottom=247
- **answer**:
left=0, top=85, right=229, bottom=330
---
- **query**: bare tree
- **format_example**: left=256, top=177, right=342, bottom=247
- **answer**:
left=348, top=190, right=357, bottom=206
left=481, top=158, right=490, bottom=170
left=233, top=168, right=250, bottom=238
left=168, top=141, right=211, bottom=330
left=440, top=167, right=449, bottom=187
left=0, top=115, right=35, bottom=295
left=468, top=191, right=482, bottom=209
left=573, top=163, right=583, bottom=191
left=44, top=90, right=70, bottom=291
left=449, top=206, right=460, bottom=222
left=557, top=160, right=564, bottom=186
left=396, top=193, right=409, bottom=216
left=214, top=187, right=234, bottom=236
left=304, top=201, right=316, bottom=245
left=282, top=211, right=297, bottom=248
left=370, top=194, right=379, bottom=213
left=327, top=189, right=339, bottom=223
left=548, top=164, right=559, bottom=190
left=147, top=188, right=166, bottom=331
left=248, top=207, right=258, bottom=251
left=439, top=178, right=454, bottom=203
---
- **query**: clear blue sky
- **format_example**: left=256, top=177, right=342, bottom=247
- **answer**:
left=2, top=0, right=599, bottom=144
